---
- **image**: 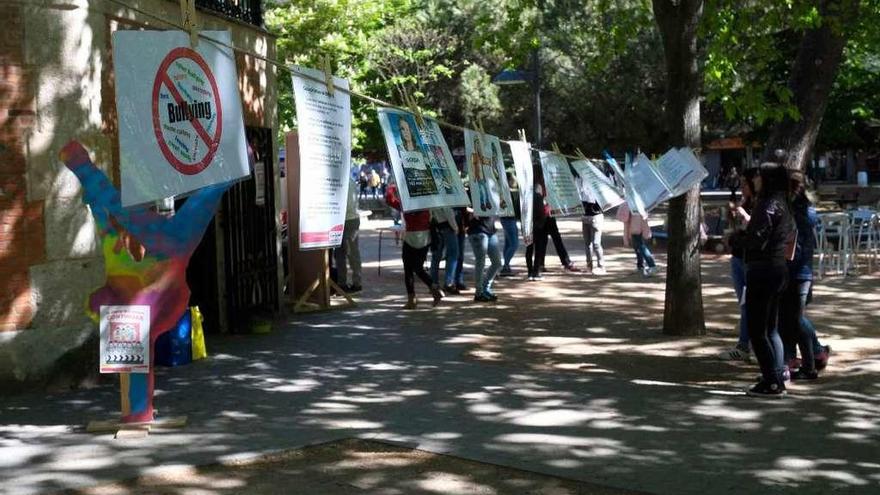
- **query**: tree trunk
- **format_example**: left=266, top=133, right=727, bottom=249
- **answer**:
left=762, top=0, right=860, bottom=171
left=653, top=0, right=706, bottom=336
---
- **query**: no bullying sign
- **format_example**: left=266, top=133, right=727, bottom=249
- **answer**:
left=113, top=31, right=249, bottom=206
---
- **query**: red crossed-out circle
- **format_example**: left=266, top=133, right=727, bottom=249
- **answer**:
left=151, top=47, right=223, bottom=175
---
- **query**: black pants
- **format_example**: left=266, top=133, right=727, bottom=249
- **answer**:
left=778, top=278, right=816, bottom=372
left=526, top=223, right=548, bottom=277
left=537, top=217, right=571, bottom=269
left=402, top=242, right=432, bottom=295
left=746, top=262, right=788, bottom=385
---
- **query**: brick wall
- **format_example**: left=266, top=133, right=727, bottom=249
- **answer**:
left=0, top=5, right=45, bottom=332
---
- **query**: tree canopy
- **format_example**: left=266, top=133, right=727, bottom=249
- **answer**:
left=265, top=0, right=879, bottom=157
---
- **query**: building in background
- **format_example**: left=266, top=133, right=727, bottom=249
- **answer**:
left=0, top=0, right=280, bottom=390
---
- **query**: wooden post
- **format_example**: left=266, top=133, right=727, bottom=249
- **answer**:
left=285, top=131, right=355, bottom=311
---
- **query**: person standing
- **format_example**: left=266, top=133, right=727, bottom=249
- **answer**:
left=429, top=206, right=460, bottom=294
left=719, top=168, right=758, bottom=361
left=369, top=169, right=381, bottom=198
left=499, top=173, right=520, bottom=276
left=778, top=171, right=821, bottom=380
left=334, top=176, right=363, bottom=293
left=526, top=183, right=549, bottom=281
left=468, top=213, right=502, bottom=302
left=744, top=163, right=794, bottom=398
left=616, top=203, right=657, bottom=277
left=575, top=175, right=606, bottom=275
left=386, top=184, right=442, bottom=309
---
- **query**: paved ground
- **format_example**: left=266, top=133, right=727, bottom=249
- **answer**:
left=2, top=218, right=879, bottom=495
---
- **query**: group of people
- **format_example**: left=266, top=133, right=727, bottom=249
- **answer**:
left=379, top=162, right=661, bottom=308
left=358, top=167, right=388, bottom=199
left=720, top=155, right=831, bottom=397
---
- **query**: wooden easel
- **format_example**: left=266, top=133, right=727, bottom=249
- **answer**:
left=285, top=131, right=356, bottom=313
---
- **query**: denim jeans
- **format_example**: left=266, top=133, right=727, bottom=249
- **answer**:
left=469, top=233, right=502, bottom=295
left=730, top=256, right=749, bottom=347
left=780, top=278, right=817, bottom=370
left=430, top=225, right=459, bottom=287
left=746, top=262, right=788, bottom=385
left=631, top=234, right=656, bottom=269
left=454, top=228, right=466, bottom=285
left=581, top=214, right=604, bottom=269
left=500, top=218, right=519, bottom=269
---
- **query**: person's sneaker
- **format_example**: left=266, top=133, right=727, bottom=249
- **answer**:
left=533, top=274, right=544, bottom=280
left=646, top=266, right=659, bottom=277
left=592, top=267, right=607, bottom=276
left=718, top=345, right=751, bottom=362
left=403, top=299, right=418, bottom=310
left=455, top=282, right=468, bottom=291
left=498, top=267, right=513, bottom=277
left=485, top=292, right=498, bottom=301
left=473, top=293, right=492, bottom=302
left=564, top=264, right=582, bottom=273
left=790, top=369, right=819, bottom=380
left=786, top=357, right=802, bottom=372
left=443, top=285, right=460, bottom=295
left=345, top=284, right=362, bottom=293
left=747, top=381, right=786, bottom=398
left=641, top=267, right=651, bottom=278
left=815, top=345, right=831, bottom=371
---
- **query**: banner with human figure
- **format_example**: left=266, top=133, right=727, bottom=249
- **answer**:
left=538, top=151, right=583, bottom=217
left=113, top=30, right=250, bottom=206
left=377, top=108, right=469, bottom=211
left=463, top=129, right=514, bottom=217
left=291, top=65, right=352, bottom=249
left=508, top=140, right=534, bottom=245
left=571, top=159, right=624, bottom=211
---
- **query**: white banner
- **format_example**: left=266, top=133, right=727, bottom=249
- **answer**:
left=113, top=30, right=249, bottom=207
left=463, top=130, right=514, bottom=217
left=508, top=141, right=534, bottom=245
left=571, top=159, right=624, bottom=212
left=625, top=153, right=671, bottom=216
left=377, top=108, right=469, bottom=212
left=100, top=305, right=150, bottom=374
left=292, top=66, right=352, bottom=249
left=538, top=151, right=583, bottom=217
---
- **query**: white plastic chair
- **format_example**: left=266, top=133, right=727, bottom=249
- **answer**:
left=850, top=209, right=879, bottom=274
left=817, top=212, right=852, bottom=277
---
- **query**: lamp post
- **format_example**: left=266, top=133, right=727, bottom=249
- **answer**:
left=492, top=48, right=542, bottom=148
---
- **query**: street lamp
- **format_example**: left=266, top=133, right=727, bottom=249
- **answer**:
left=492, top=48, right=542, bottom=148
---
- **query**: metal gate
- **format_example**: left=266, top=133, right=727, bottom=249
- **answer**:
left=221, top=126, right=280, bottom=331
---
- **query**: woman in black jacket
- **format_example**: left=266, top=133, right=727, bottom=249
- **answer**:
left=744, top=163, right=795, bottom=398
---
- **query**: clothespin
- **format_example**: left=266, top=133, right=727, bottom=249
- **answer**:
left=322, top=55, right=335, bottom=96
left=551, top=142, right=562, bottom=156
left=180, top=0, right=198, bottom=48
left=575, top=147, right=589, bottom=162
left=518, top=129, right=528, bottom=143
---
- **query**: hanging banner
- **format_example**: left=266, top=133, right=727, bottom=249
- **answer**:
left=571, top=159, right=624, bottom=212
left=538, top=151, right=583, bottom=217
left=657, top=147, right=709, bottom=197
left=291, top=65, right=352, bottom=249
left=508, top=141, right=534, bottom=246
left=377, top=108, right=469, bottom=212
left=113, top=30, right=249, bottom=207
left=463, top=129, right=514, bottom=217
left=99, top=305, right=151, bottom=374
left=625, top=153, right=672, bottom=216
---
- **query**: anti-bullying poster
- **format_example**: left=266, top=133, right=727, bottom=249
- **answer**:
left=291, top=66, right=351, bottom=249
left=377, top=108, right=469, bottom=211
left=538, top=151, right=583, bottom=217
left=463, top=129, right=514, bottom=217
left=509, top=141, right=534, bottom=245
left=113, top=30, right=249, bottom=207
left=571, top=159, right=624, bottom=212
left=99, top=305, right=150, bottom=374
